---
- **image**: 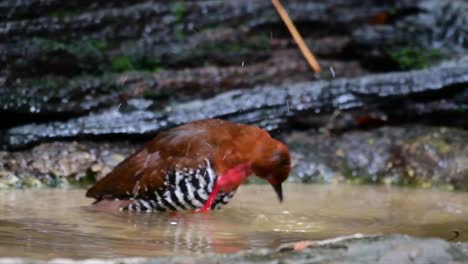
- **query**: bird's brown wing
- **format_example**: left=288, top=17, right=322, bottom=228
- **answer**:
left=85, top=146, right=168, bottom=200
left=86, top=121, right=235, bottom=200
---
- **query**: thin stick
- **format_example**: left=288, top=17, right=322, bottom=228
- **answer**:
left=272, top=0, right=321, bottom=73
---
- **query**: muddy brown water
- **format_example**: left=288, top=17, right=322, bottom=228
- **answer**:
left=0, top=184, right=467, bottom=259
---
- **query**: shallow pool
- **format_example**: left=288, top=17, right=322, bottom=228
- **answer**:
left=0, top=184, right=467, bottom=259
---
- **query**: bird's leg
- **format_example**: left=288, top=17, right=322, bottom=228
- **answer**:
left=197, top=162, right=251, bottom=213
left=198, top=182, right=220, bottom=212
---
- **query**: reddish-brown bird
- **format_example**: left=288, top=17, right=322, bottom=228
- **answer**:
left=86, top=119, right=291, bottom=212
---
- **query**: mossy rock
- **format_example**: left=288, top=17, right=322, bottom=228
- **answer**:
left=287, top=126, right=468, bottom=191
left=389, top=47, right=445, bottom=70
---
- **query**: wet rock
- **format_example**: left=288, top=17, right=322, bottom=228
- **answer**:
left=0, top=0, right=427, bottom=127
left=0, top=73, right=158, bottom=128
left=0, top=50, right=364, bottom=129
left=0, top=141, right=138, bottom=189
left=2, top=61, right=467, bottom=150
left=349, top=0, right=468, bottom=70
left=0, top=0, right=149, bottom=21
left=0, top=234, right=467, bottom=263
left=287, top=126, right=468, bottom=190
left=0, top=0, right=380, bottom=79
left=1, top=0, right=465, bottom=129
left=2, top=125, right=466, bottom=191
left=0, top=1, right=390, bottom=41
left=271, top=234, right=468, bottom=264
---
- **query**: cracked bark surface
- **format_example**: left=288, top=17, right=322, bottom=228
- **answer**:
left=2, top=61, right=467, bottom=150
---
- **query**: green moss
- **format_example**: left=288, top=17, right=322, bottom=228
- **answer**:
left=143, top=90, right=170, bottom=100
left=389, top=47, right=444, bottom=70
left=67, top=169, right=97, bottom=188
left=387, top=8, right=397, bottom=16
left=341, top=168, right=373, bottom=185
left=252, top=33, right=271, bottom=50
left=32, top=38, right=107, bottom=55
left=23, top=177, right=44, bottom=188
left=81, top=170, right=98, bottom=187
left=172, top=1, right=187, bottom=41
left=40, top=174, right=59, bottom=188
left=27, top=38, right=107, bottom=74
left=174, top=26, right=186, bottom=41
left=111, top=56, right=136, bottom=72
left=47, top=10, right=80, bottom=19
left=42, top=79, right=60, bottom=90
left=111, top=55, right=165, bottom=73
left=144, top=58, right=164, bottom=72
left=346, top=177, right=367, bottom=185
left=421, top=135, right=452, bottom=154
left=173, top=1, right=187, bottom=22
left=229, top=43, right=244, bottom=53
left=87, top=39, right=108, bottom=52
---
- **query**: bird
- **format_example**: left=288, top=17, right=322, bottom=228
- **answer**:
left=86, top=119, right=291, bottom=212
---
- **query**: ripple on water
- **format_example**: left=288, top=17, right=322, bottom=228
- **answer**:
left=0, top=184, right=468, bottom=259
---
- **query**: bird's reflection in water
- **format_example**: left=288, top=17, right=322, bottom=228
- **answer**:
left=120, top=210, right=249, bottom=254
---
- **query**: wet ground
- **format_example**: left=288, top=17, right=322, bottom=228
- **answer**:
left=0, top=184, right=467, bottom=260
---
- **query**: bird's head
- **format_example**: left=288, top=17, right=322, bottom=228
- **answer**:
left=251, top=137, right=291, bottom=202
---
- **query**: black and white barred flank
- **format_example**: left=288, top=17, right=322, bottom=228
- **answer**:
left=126, top=159, right=236, bottom=212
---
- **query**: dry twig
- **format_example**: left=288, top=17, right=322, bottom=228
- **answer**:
left=272, top=0, right=321, bottom=73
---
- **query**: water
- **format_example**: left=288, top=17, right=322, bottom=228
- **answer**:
left=0, top=184, right=467, bottom=259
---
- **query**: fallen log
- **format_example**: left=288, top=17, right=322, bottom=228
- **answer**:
left=2, top=61, right=467, bottom=150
